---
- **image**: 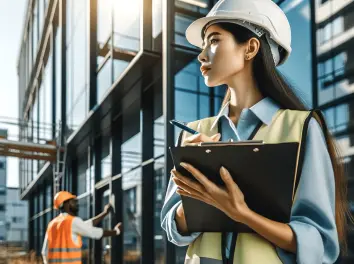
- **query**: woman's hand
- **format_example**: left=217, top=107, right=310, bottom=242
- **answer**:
left=183, top=133, right=221, bottom=146
left=173, top=132, right=221, bottom=234
left=174, top=203, right=188, bottom=234
left=172, top=163, right=250, bottom=223
left=172, top=163, right=297, bottom=253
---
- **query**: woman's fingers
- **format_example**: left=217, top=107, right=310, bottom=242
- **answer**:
left=184, top=133, right=221, bottom=145
left=220, top=166, right=243, bottom=197
left=176, top=189, right=214, bottom=206
left=172, top=175, right=204, bottom=196
left=171, top=169, right=203, bottom=192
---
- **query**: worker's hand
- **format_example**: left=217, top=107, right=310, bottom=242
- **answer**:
left=183, top=133, right=221, bottom=146
left=103, top=204, right=113, bottom=215
left=114, top=222, right=122, bottom=235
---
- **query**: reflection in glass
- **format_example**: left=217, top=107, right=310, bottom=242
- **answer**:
left=66, top=0, right=88, bottom=134
left=55, top=29, right=62, bottom=128
left=97, top=0, right=112, bottom=44
left=97, top=59, right=113, bottom=102
left=123, top=168, right=141, bottom=263
left=102, top=189, right=111, bottom=264
left=278, top=0, right=312, bottom=107
left=316, top=1, right=354, bottom=106
left=101, top=137, right=112, bottom=179
left=154, top=116, right=164, bottom=158
left=113, top=0, right=140, bottom=52
left=122, top=133, right=142, bottom=173
left=78, top=195, right=91, bottom=264
left=154, top=157, right=165, bottom=264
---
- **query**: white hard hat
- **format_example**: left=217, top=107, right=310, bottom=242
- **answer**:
left=185, top=0, right=292, bottom=66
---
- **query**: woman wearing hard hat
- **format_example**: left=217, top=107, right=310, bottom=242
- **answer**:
left=161, top=0, right=349, bottom=263
left=41, top=191, right=122, bottom=264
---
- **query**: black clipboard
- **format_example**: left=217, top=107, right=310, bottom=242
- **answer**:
left=169, top=142, right=299, bottom=232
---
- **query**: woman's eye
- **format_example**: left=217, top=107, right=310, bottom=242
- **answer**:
left=210, top=39, right=218, bottom=45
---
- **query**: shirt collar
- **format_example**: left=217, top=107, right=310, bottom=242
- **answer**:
left=210, top=97, right=281, bottom=131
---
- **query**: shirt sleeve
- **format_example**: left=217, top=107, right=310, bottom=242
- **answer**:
left=41, top=232, right=48, bottom=264
left=276, top=118, right=340, bottom=264
left=72, top=217, right=104, bottom=240
left=160, top=176, right=201, bottom=246
left=160, top=134, right=201, bottom=247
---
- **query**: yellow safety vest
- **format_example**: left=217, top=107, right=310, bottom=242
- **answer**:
left=179, top=109, right=323, bottom=264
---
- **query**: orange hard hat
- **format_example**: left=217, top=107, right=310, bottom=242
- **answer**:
left=54, top=191, right=76, bottom=210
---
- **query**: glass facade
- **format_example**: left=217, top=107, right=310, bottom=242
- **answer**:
left=314, top=0, right=354, bottom=259
left=16, top=0, right=354, bottom=263
left=66, top=0, right=89, bottom=134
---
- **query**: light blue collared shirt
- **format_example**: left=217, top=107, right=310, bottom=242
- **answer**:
left=160, top=97, right=339, bottom=264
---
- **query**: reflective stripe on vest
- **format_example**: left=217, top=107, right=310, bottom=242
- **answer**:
left=47, top=214, right=82, bottom=264
left=181, top=109, right=316, bottom=264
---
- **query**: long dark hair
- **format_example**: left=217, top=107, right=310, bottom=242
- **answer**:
left=214, top=22, right=351, bottom=253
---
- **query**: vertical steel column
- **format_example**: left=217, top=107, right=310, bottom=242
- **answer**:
left=36, top=192, right=40, bottom=255
left=310, top=0, right=318, bottom=108
left=89, top=0, right=98, bottom=110
left=141, top=88, right=154, bottom=263
left=92, top=138, right=102, bottom=264
left=162, top=0, right=176, bottom=263
left=141, top=0, right=154, bottom=263
left=28, top=197, right=34, bottom=251
left=51, top=23, right=56, bottom=139
left=110, top=118, right=123, bottom=264
left=60, top=0, right=67, bottom=142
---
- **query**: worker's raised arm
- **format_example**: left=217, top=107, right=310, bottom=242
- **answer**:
left=73, top=216, right=121, bottom=239
left=86, top=204, right=113, bottom=226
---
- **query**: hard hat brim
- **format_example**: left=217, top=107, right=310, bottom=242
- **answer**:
left=53, top=194, right=77, bottom=210
left=185, top=15, right=291, bottom=65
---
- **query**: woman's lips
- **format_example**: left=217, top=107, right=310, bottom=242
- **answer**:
left=200, top=66, right=211, bottom=76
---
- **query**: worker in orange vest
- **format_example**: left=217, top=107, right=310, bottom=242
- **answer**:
left=41, top=191, right=122, bottom=264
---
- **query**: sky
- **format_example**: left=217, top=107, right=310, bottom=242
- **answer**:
left=0, top=1, right=27, bottom=187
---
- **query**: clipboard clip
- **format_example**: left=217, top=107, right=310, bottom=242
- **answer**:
left=198, top=140, right=264, bottom=147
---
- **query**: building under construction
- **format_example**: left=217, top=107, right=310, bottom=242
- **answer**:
left=12, top=0, right=354, bottom=263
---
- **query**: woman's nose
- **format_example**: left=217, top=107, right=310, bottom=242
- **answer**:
left=198, top=48, right=208, bottom=63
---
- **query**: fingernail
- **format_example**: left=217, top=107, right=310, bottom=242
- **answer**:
left=220, top=166, right=227, bottom=174
left=180, top=162, right=188, bottom=168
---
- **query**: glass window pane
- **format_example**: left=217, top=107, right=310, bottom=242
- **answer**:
left=175, top=71, right=197, bottom=91
left=97, top=0, right=112, bottom=44
left=154, top=156, right=165, bottom=264
left=113, top=59, right=130, bottom=84
left=101, top=190, right=111, bottom=262
left=199, top=95, right=210, bottom=119
left=113, top=0, right=140, bottom=51
left=71, top=88, right=87, bottom=130
left=101, top=137, right=112, bottom=178
left=175, top=90, right=198, bottom=122
left=78, top=195, right=90, bottom=263
left=123, top=168, right=141, bottom=263
left=122, top=133, right=142, bottom=173
left=279, top=0, right=312, bottom=107
left=98, top=59, right=113, bottom=102
left=154, top=116, right=164, bottom=157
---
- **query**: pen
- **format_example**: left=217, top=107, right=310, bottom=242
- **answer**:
left=169, top=120, right=199, bottom=135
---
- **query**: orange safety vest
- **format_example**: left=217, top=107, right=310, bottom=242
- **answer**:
left=47, top=214, right=82, bottom=264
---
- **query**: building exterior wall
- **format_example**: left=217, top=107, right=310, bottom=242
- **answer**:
left=0, top=129, right=7, bottom=241
left=16, top=0, right=354, bottom=263
left=6, top=187, right=28, bottom=244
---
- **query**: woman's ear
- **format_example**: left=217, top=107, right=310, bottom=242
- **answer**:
left=245, top=37, right=260, bottom=61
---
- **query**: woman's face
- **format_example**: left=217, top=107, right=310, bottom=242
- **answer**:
left=198, top=24, right=248, bottom=87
